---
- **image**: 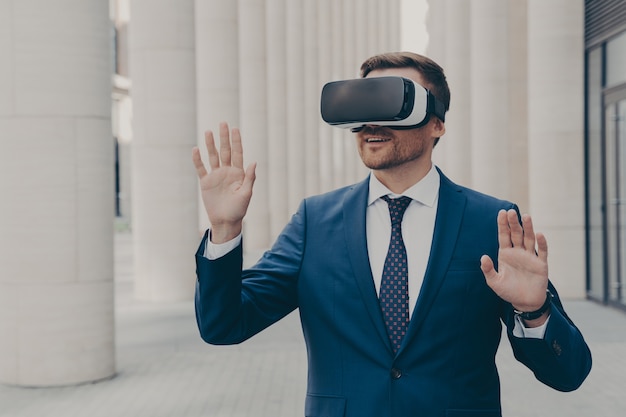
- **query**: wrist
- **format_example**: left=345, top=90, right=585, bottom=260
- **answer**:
left=520, top=308, right=550, bottom=328
left=210, top=222, right=243, bottom=244
left=513, top=290, right=553, bottom=323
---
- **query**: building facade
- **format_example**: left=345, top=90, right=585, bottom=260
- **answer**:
left=584, top=0, right=626, bottom=310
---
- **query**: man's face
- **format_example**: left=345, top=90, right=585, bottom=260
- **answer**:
left=355, top=67, right=440, bottom=172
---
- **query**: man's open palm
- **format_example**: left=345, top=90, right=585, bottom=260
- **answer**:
left=480, top=209, right=549, bottom=313
left=192, top=122, right=256, bottom=243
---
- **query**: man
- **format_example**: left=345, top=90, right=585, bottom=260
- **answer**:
left=192, top=52, right=591, bottom=417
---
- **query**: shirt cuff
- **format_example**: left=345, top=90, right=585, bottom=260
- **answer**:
left=203, top=230, right=242, bottom=260
left=512, top=314, right=551, bottom=339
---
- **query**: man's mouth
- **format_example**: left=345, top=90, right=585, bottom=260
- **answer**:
left=365, top=137, right=391, bottom=143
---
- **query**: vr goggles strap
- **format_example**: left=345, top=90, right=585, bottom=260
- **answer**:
left=428, top=91, right=446, bottom=123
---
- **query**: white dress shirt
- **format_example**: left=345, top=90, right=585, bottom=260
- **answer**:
left=366, top=166, right=439, bottom=318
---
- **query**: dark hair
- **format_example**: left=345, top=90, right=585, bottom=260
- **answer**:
left=360, top=51, right=450, bottom=115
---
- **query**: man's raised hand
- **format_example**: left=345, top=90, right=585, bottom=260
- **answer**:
left=480, top=209, right=550, bottom=324
left=192, top=122, right=256, bottom=243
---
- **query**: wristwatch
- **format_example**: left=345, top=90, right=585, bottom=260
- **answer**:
left=513, top=290, right=553, bottom=321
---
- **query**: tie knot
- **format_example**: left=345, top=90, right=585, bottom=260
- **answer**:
left=382, top=195, right=412, bottom=225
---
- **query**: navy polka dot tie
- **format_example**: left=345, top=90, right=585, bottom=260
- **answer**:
left=380, top=195, right=412, bottom=353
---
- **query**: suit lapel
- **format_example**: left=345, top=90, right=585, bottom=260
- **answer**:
left=343, top=177, right=394, bottom=352
left=398, top=168, right=467, bottom=354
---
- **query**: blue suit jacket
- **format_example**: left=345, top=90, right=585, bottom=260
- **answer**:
left=195, top=168, right=591, bottom=417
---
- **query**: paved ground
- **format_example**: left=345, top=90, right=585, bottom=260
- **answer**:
left=1, top=231, right=625, bottom=417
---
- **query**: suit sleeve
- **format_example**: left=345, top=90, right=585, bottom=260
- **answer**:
left=504, top=282, right=592, bottom=392
left=194, top=200, right=307, bottom=345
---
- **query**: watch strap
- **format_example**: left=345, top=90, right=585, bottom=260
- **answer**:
left=514, top=290, right=553, bottom=321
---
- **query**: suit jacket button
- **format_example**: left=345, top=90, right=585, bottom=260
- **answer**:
left=390, top=368, right=402, bottom=379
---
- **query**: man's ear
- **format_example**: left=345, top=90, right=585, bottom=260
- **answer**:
left=431, top=117, right=445, bottom=138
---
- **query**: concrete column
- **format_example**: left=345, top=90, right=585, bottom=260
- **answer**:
left=266, top=0, right=288, bottom=240
left=425, top=0, right=447, bottom=67
left=331, top=0, right=346, bottom=188
left=194, top=0, right=239, bottom=232
left=354, top=0, right=371, bottom=181
left=527, top=0, right=585, bottom=298
left=0, top=0, right=114, bottom=385
left=437, top=0, right=471, bottom=185
left=342, top=0, right=358, bottom=185
left=425, top=0, right=449, bottom=169
left=377, top=0, right=390, bottom=53
left=388, top=0, right=402, bottom=51
left=238, top=0, right=270, bottom=250
left=287, top=0, right=307, bottom=213
left=400, top=0, right=429, bottom=54
left=304, top=0, right=321, bottom=196
left=129, top=0, right=198, bottom=301
left=469, top=0, right=511, bottom=199
left=317, top=0, right=335, bottom=193
left=506, top=0, right=529, bottom=212
left=367, top=0, right=380, bottom=56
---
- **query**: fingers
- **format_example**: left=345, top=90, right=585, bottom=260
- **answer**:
left=497, top=209, right=512, bottom=249
left=231, top=128, right=244, bottom=169
left=219, top=122, right=232, bottom=166
left=242, top=162, right=257, bottom=194
left=499, top=209, right=535, bottom=250
left=536, top=232, right=548, bottom=263
left=204, top=130, right=220, bottom=170
left=203, top=122, right=244, bottom=171
left=191, top=146, right=208, bottom=179
left=507, top=209, right=524, bottom=247
left=480, top=254, right=497, bottom=282
left=521, top=213, right=537, bottom=254
left=496, top=209, right=547, bottom=258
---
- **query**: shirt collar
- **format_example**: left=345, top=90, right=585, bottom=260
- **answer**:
left=367, top=165, right=440, bottom=207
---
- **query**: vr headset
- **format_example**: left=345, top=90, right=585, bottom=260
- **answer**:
left=320, top=76, right=446, bottom=132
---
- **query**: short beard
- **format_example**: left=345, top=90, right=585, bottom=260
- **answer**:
left=358, top=139, right=425, bottom=171
left=360, top=151, right=422, bottom=171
